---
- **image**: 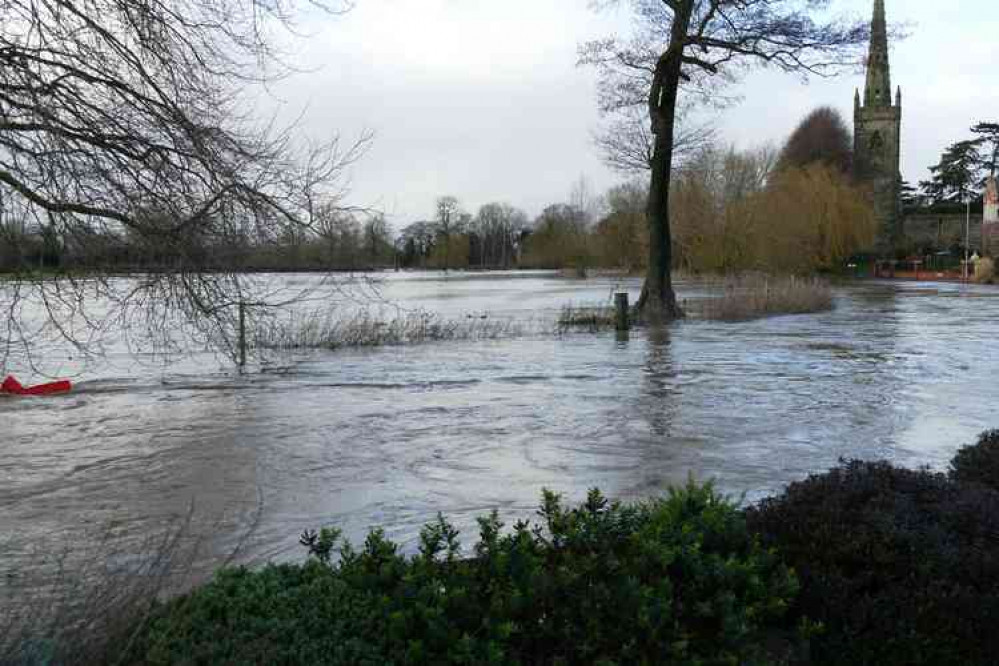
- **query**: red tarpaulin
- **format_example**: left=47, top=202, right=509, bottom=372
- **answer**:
left=1, top=375, right=72, bottom=396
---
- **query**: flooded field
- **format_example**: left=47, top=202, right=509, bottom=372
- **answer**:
left=2, top=271, right=998, bottom=576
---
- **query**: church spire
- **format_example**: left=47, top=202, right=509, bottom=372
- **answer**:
left=864, top=0, right=893, bottom=108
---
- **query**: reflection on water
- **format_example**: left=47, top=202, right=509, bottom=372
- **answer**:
left=3, top=272, right=999, bottom=581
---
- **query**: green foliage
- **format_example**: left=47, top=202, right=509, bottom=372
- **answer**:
left=950, top=430, right=999, bottom=490
left=747, top=459, right=999, bottom=666
left=128, top=484, right=798, bottom=665
left=920, top=139, right=985, bottom=205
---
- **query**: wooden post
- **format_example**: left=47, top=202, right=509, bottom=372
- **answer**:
left=238, top=301, right=247, bottom=368
left=615, top=292, right=630, bottom=331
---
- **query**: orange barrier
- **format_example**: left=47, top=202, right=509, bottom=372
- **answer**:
left=1, top=375, right=73, bottom=396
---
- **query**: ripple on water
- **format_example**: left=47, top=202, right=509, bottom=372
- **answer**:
left=3, top=277, right=998, bottom=582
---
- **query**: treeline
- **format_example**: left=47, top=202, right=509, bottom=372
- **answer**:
left=0, top=207, right=398, bottom=273
left=0, top=107, right=879, bottom=276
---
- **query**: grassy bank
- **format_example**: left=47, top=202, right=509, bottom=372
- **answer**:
left=8, top=432, right=999, bottom=665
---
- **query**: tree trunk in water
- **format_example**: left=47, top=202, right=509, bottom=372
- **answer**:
left=638, top=7, right=690, bottom=321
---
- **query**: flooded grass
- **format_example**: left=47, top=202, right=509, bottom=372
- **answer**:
left=556, top=275, right=832, bottom=330
left=689, top=275, right=833, bottom=321
left=556, top=304, right=618, bottom=333
left=255, top=309, right=526, bottom=351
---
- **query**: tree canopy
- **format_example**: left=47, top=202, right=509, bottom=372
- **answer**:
left=778, top=107, right=853, bottom=174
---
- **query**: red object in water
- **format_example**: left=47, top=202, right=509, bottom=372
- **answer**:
left=1, top=375, right=72, bottom=396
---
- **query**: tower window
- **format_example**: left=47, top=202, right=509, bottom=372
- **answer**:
left=870, top=132, right=884, bottom=151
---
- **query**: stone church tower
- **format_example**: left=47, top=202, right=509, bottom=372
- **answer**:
left=854, top=0, right=902, bottom=255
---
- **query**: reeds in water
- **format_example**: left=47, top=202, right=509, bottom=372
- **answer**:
left=556, top=304, right=618, bottom=333
left=690, top=275, right=833, bottom=321
left=255, top=309, right=524, bottom=350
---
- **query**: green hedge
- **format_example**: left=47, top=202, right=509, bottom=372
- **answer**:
left=128, top=483, right=799, bottom=666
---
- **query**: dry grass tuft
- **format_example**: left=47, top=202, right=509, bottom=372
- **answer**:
left=688, top=275, right=833, bottom=321
left=974, top=257, right=996, bottom=284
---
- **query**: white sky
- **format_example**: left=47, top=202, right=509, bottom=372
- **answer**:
left=267, top=0, right=999, bottom=229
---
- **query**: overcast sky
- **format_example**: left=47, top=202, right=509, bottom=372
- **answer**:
left=268, top=0, right=999, bottom=229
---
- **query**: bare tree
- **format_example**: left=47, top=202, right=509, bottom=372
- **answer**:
left=474, top=203, right=528, bottom=268
left=0, top=0, right=367, bottom=363
left=435, top=196, right=462, bottom=273
left=583, top=0, right=869, bottom=318
left=592, top=103, right=718, bottom=175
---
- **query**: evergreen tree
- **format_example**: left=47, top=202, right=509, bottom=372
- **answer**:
left=920, top=141, right=983, bottom=205
left=971, top=122, right=999, bottom=178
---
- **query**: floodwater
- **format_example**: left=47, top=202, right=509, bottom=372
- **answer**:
left=2, top=271, right=998, bottom=579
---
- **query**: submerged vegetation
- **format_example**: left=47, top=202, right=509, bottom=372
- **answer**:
left=555, top=304, right=618, bottom=333
left=557, top=275, right=834, bottom=334
left=689, top=276, right=834, bottom=322
left=255, top=309, right=525, bottom=351
left=263, top=273, right=833, bottom=352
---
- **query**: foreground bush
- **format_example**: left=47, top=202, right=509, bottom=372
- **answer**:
left=128, top=484, right=798, bottom=665
left=747, top=460, right=999, bottom=666
left=950, top=429, right=999, bottom=490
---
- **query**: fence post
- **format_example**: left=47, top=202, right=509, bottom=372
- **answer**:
left=238, top=301, right=247, bottom=368
left=615, top=292, right=630, bottom=331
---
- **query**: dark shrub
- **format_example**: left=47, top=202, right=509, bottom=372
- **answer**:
left=128, top=483, right=798, bottom=665
left=950, top=430, right=999, bottom=490
left=747, top=460, right=999, bottom=666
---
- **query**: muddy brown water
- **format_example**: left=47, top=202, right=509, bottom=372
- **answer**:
left=2, top=271, right=997, bottom=587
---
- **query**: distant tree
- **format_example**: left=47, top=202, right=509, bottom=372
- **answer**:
left=399, top=221, right=438, bottom=268
left=920, top=140, right=984, bottom=205
left=777, top=107, right=853, bottom=174
left=568, top=176, right=604, bottom=229
left=523, top=203, right=592, bottom=272
left=971, top=122, right=999, bottom=178
left=596, top=181, right=648, bottom=271
left=435, top=196, right=463, bottom=272
left=582, top=1, right=869, bottom=318
left=671, top=144, right=776, bottom=272
left=363, top=215, right=394, bottom=266
left=474, top=203, right=528, bottom=268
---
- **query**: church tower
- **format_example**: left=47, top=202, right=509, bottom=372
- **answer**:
left=854, top=0, right=902, bottom=255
